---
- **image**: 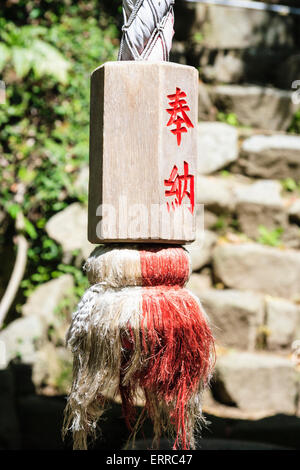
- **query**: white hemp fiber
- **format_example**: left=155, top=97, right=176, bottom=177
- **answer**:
left=118, top=0, right=175, bottom=61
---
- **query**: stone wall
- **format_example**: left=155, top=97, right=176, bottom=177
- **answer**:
left=186, top=119, right=300, bottom=419
left=1, top=0, right=300, bottom=439
left=172, top=1, right=300, bottom=131
left=169, top=7, right=300, bottom=421
left=173, top=1, right=300, bottom=87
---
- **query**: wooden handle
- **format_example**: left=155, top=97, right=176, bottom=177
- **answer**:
left=88, top=61, right=198, bottom=244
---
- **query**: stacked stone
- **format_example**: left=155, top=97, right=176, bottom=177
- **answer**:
left=185, top=121, right=300, bottom=418
left=172, top=2, right=300, bottom=130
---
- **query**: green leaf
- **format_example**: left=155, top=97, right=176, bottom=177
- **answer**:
left=23, top=217, right=37, bottom=239
left=257, top=225, right=283, bottom=247
left=41, top=238, right=60, bottom=260
left=32, top=39, right=70, bottom=84
left=193, top=32, right=203, bottom=43
left=30, top=8, right=41, bottom=19
left=281, top=178, right=298, bottom=192
left=7, top=203, right=21, bottom=219
left=12, top=47, right=33, bottom=78
left=18, top=167, right=36, bottom=183
left=36, top=218, right=46, bottom=229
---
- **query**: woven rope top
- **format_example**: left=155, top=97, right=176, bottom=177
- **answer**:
left=118, top=0, right=175, bottom=61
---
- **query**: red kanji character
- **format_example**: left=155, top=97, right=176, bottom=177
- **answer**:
left=164, top=161, right=195, bottom=214
left=166, top=87, right=194, bottom=146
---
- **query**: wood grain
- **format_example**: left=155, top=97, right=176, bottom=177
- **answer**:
left=88, top=61, right=198, bottom=244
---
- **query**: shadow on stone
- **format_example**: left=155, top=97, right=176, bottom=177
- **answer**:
left=1, top=362, right=300, bottom=450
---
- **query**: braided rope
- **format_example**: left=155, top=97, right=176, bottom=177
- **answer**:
left=118, top=0, right=175, bottom=61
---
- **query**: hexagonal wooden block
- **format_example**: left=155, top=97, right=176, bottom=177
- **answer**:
left=88, top=61, right=198, bottom=244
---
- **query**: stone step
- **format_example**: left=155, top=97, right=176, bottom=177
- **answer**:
left=45, top=202, right=93, bottom=261
left=185, top=3, right=295, bottom=87
left=289, top=199, right=300, bottom=224
left=212, top=351, right=299, bottom=416
left=197, top=174, right=284, bottom=212
left=197, top=122, right=300, bottom=180
left=232, top=134, right=300, bottom=179
left=185, top=230, right=217, bottom=271
left=0, top=275, right=74, bottom=375
left=198, top=122, right=238, bottom=174
left=197, top=174, right=291, bottom=238
left=0, top=316, right=46, bottom=369
left=199, top=85, right=299, bottom=131
left=213, top=242, right=300, bottom=300
left=196, top=173, right=300, bottom=243
left=265, top=297, right=300, bottom=351
left=187, top=282, right=300, bottom=352
left=199, top=288, right=264, bottom=351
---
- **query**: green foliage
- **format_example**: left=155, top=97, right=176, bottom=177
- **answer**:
left=0, top=3, right=119, bottom=302
left=0, top=21, right=70, bottom=83
left=193, top=32, right=203, bottom=44
left=56, top=264, right=89, bottom=298
left=21, top=260, right=89, bottom=300
left=257, top=225, right=284, bottom=247
left=281, top=178, right=300, bottom=193
left=288, top=109, right=300, bottom=134
left=5, top=202, right=37, bottom=239
left=213, top=216, right=227, bottom=231
left=55, top=359, right=73, bottom=394
left=212, top=215, right=240, bottom=234
left=217, top=112, right=240, bottom=127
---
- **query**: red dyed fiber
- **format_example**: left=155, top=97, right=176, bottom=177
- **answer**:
left=140, top=246, right=190, bottom=287
left=119, top=286, right=215, bottom=450
left=141, top=287, right=214, bottom=449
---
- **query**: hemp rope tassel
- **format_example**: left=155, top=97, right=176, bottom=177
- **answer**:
left=63, top=0, right=216, bottom=450
left=64, top=246, right=215, bottom=450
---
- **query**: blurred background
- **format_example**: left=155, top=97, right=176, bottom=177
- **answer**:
left=1, top=0, right=300, bottom=450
